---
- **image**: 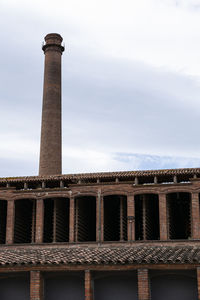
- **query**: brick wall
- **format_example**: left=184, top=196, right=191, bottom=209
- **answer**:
left=85, top=270, right=93, bottom=300
left=192, top=193, right=200, bottom=239
left=35, top=199, right=44, bottom=243
left=138, top=268, right=150, bottom=300
left=159, top=194, right=168, bottom=240
left=6, top=200, right=14, bottom=244
left=30, top=271, right=43, bottom=300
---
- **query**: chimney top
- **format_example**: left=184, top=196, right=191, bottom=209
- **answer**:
left=42, top=33, right=64, bottom=53
left=44, top=33, right=63, bottom=44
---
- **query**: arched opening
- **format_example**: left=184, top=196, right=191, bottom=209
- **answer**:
left=150, top=270, right=198, bottom=300
left=14, top=199, right=36, bottom=243
left=75, top=196, right=96, bottom=242
left=0, top=273, right=29, bottom=300
left=0, top=200, right=7, bottom=244
left=104, top=195, right=127, bottom=241
left=94, top=271, right=138, bottom=300
left=167, top=192, right=191, bottom=239
left=43, top=198, right=69, bottom=243
left=44, top=272, right=84, bottom=300
left=135, top=194, right=159, bottom=240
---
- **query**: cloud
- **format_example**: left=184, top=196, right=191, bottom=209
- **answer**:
left=160, top=0, right=200, bottom=10
left=1, top=0, right=200, bottom=176
left=113, top=152, right=200, bottom=170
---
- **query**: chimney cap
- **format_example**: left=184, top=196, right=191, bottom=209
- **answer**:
left=42, top=33, right=64, bottom=53
left=44, top=33, right=63, bottom=43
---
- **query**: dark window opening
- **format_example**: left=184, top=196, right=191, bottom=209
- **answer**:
left=104, top=195, right=127, bottom=241
left=43, top=199, right=54, bottom=243
left=139, top=176, right=154, bottom=185
left=44, top=272, right=84, bottom=300
left=0, top=273, right=29, bottom=300
left=46, top=181, right=60, bottom=189
left=0, top=200, right=7, bottom=244
left=0, top=183, right=7, bottom=189
left=55, top=198, right=69, bottom=242
left=150, top=270, right=198, bottom=300
left=14, top=199, right=36, bottom=243
left=43, top=198, right=69, bottom=243
left=177, top=174, right=191, bottom=183
left=167, top=193, right=191, bottom=239
left=75, top=196, right=96, bottom=242
left=27, top=181, right=41, bottom=190
left=94, top=271, right=138, bottom=300
left=13, top=182, right=24, bottom=190
left=135, top=194, right=159, bottom=240
left=157, top=175, right=173, bottom=184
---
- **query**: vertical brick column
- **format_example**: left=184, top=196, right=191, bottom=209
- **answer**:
left=197, top=267, right=200, bottom=300
left=127, top=195, right=135, bottom=241
left=39, top=33, right=64, bottom=176
left=142, top=195, right=147, bottom=240
left=35, top=199, right=44, bottom=243
left=159, top=193, right=168, bottom=240
left=96, top=192, right=101, bottom=242
left=120, top=196, right=124, bottom=241
left=30, top=271, right=44, bottom=300
left=138, top=269, right=150, bottom=300
left=192, top=193, right=200, bottom=239
left=85, top=270, right=93, bottom=300
left=101, top=196, right=104, bottom=242
left=69, top=195, right=75, bottom=242
left=6, top=200, right=15, bottom=244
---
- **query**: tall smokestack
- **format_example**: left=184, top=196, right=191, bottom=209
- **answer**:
left=39, top=33, right=64, bottom=176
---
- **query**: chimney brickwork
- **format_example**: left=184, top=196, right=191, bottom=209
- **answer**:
left=39, top=33, right=64, bottom=176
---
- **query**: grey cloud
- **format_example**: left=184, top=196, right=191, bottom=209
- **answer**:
left=1, top=11, right=200, bottom=176
left=62, top=53, right=200, bottom=157
left=113, top=152, right=200, bottom=170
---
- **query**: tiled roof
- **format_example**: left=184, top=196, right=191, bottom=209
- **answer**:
left=0, top=167, right=199, bottom=183
left=0, top=246, right=199, bottom=266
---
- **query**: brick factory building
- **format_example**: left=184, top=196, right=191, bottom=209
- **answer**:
left=0, top=33, right=200, bottom=299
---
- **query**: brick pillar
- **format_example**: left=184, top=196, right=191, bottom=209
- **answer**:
left=35, top=199, right=44, bottom=243
left=127, top=195, right=135, bottom=241
left=30, top=271, right=44, bottom=300
left=197, top=268, right=200, bottom=300
left=120, top=196, right=124, bottom=241
left=191, top=193, right=200, bottom=239
left=39, top=33, right=64, bottom=176
left=142, top=195, right=147, bottom=240
left=85, top=270, right=93, bottom=300
left=6, top=200, right=15, bottom=244
left=69, top=195, right=75, bottom=242
left=96, top=192, right=101, bottom=242
left=101, top=196, right=104, bottom=242
left=137, top=269, right=150, bottom=300
left=159, top=193, right=168, bottom=240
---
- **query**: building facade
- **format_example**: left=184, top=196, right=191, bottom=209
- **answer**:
left=0, top=34, right=199, bottom=299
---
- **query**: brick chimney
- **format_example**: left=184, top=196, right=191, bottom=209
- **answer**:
left=39, top=33, right=64, bottom=176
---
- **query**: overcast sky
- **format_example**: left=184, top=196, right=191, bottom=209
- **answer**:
left=1, top=0, right=200, bottom=177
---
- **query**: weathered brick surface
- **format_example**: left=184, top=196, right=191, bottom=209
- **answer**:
left=30, top=271, right=43, bottom=300
left=69, top=195, right=75, bottom=242
left=159, top=193, right=168, bottom=240
left=35, top=199, right=44, bottom=243
left=85, top=270, right=93, bottom=300
left=192, top=193, right=200, bottom=239
left=197, top=267, right=200, bottom=300
left=127, top=195, right=135, bottom=241
left=96, top=193, right=100, bottom=242
left=39, top=33, right=64, bottom=176
left=6, top=200, right=14, bottom=244
left=100, top=195, right=104, bottom=242
left=138, top=268, right=150, bottom=300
